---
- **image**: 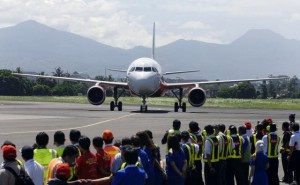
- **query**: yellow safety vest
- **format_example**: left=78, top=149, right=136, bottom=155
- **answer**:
left=203, top=137, right=219, bottom=163
left=190, top=133, right=204, bottom=161
left=34, top=148, right=57, bottom=184
left=267, top=134, right=280, bottom=158
left=228, top=136, right=242, bottom=159
left=56, top=146, right=65, bottom=157
left=219, top=135, right=230, bottom=160
left=184, top=143, right=195, bottom=168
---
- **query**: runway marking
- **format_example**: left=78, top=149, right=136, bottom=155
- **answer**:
left=0, top=113, right=138, bottom=135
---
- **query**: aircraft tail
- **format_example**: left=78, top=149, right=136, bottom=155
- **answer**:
left=151, top=22, right=155, bottom=59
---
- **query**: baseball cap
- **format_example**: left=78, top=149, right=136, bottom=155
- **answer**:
left=102, top=130, right=114, bottom=140
left=2, top=145, right=17, bottom=160
left=56, top=163, right=70, bottom=180
left=244, top=122, right=252, bottom=129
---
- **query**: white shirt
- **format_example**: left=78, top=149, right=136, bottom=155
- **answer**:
left=289, top=131, right=300, bottom=151
left=262, top=132, right=280, bottom=155
left=24, top=159, right=44, bottom=185
left=246, top=129, right=254, bottom=137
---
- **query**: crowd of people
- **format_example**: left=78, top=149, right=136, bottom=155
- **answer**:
left=0, top=114, right=299, bottom=185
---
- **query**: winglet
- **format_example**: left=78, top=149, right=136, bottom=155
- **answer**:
left=151, top=22, right=155, bottom=60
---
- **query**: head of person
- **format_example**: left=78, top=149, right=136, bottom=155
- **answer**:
left=36, top=132, right=49, bottom=147
left=62, top=145, right=79, bottom=166
left=54, top=131, right=65, bottom=146
left=131, top=135, right=142, bottom=147
left=121, top=137, right=131, bottom=147
left=145, top=130, right=153, bottom=139
left=238, top=126, right=247, bottom=135
left=282, top=122, right=290, bottom=131
left=102, top=130, right=114, bottom=144
left=189, top=121, right=200, bottom=133
left=244, top=122, right=252, bottom=130
left=173, top=119, right=181, bottom=130
left=229, top=125, right=237, bottom=135
left=255, top=140, right=264, bottom=153
left=218, top=124, right=226, bottom=133
left=269, top=123, right=277, bottom=132
left=291, top=123, right=300, bottom=132
left=123, top=146, right=139, bottom=165
left=181, top=131, right=190, bottom=142
left=69, top=129, right=81, bottom=144
left=20, top=145, right=34, bottom=161
left=289, top=114, right=296, bottom=122
left=256, top=123, right=263, bottom=133
left=78, top=136, right=90, bottom=151
left=214, top=124, right=220, bottom=135
left=1, top=140, right=16, bottom=149
left=167, top=135, right=180, bottom=151
left=2, top=145, right=17, bottom=162
left=136, top=131, right=153, bottom=149
left=55, top=163, right=70, bottom=181
left=92, top=136, right=104, bottom=149
left=204, top=125, right=214, bottom=135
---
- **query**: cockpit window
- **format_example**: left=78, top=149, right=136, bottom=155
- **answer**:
left=152, top=67, right=158, bottom=72
left=144, top=67, right=152, bottom=72
left=129, top=67, right=135, bottom=72
left=135, top=67, right=143, bottom=71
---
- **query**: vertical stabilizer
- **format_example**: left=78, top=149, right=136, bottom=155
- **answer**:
left=151, top=22, right=155, bottom=59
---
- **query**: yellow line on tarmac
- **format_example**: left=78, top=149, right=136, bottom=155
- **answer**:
left=0, top=113, right=138, bottom=135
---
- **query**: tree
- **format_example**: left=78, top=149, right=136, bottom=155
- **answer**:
left=33, top=85, right=51, bottom=95
left=259, top=81, right=268, bottom=99
left=236, top=82, right=257, bottom=99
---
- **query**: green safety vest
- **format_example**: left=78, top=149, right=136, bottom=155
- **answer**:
left=203, top=137, right=219, bottom=163
left=228, top=136, right=242, bottom=159
left=219, top=135, right=230, bottom=160
left=267, top=134, right=280, bottom=158
left=190, top=133, right=204, bottom=161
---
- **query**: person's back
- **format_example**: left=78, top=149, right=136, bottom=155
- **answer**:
left=112, top=146, right=146, bottom=185
left=21, top=145, right=44, bottom=185
left=102, top=130, right=120, bottom=164
left=0, top=145, right=23, bottom=185
left=76, top=136, right=100, bottom=180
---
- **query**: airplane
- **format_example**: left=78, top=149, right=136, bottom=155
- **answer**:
left=13, top=23, right=287, bottom=112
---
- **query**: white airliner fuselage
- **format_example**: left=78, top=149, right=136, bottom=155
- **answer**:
left=127, top=58, right=163, bottom=97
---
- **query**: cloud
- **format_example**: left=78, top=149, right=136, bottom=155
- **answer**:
left=290, top=13, right=300, bottom=22
left=179, top=21, right=211, bottom=30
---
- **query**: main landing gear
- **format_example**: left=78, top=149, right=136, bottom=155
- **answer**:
left=110, top=87, right=125, bottom=111
left=140, top=95, right=148, bottom=112
left=171, top=88, right=186, bottom=112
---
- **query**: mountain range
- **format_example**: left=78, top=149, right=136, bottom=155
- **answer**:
left=0, top=20, right=299, bottom=80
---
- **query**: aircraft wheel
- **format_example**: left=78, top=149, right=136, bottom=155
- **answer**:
left=110, top=101, right=115, bottom=111
left=145, top=105, right=148, bottom=112
left=174, top=102, right=179, bottom=112
left=140, top=105, right=143, bottom=112
left=118, top=102, right=122, bottom=111
left=182, top=102, right=186, bottom=112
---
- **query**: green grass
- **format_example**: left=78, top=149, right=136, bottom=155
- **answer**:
left=0, top=96, right=300, bottom=110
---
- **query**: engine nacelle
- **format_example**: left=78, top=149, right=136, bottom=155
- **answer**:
left=87, top=86, right=106, bottom=106
left=188, top=87, right=206, bottom=107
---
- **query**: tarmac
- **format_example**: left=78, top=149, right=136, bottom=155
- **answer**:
left=1, top=100, right=299, bottom=181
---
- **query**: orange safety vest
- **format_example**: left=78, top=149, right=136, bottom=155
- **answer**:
left=46, top=158, right=75, bottom=182
left=104, top=145, right=120, bottom=165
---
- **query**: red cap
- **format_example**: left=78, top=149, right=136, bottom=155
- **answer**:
left=2, top=145, right=17, bottom=160
left=56, top=164, right=70, bottom=180
left=266, top=118, right=273, bottom=123
left=244, top=122, right=252, bottom=129
left=102, top=130, right=114, bottom=140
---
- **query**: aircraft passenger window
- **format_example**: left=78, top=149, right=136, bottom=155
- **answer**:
left=130, top=67, right=135, bottom=72
left=144, top=67, right=152, bottom=72
left=135, top=67, right=143, bottom=71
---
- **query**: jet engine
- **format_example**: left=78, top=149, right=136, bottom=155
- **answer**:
left=188, top=87, right=206, bottom=107
left=87, top=86, right=106, bottom=105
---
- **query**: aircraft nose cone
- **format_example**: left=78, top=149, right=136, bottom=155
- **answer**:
left=129, top=73, right=159, bottom=96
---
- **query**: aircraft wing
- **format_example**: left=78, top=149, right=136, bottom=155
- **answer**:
left=164, top=77, right=288, bottom=89
left=12, top=73, right=128, bottom=88
left=164, top=70, right=199, bottom=75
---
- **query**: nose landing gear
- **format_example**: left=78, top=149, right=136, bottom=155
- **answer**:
left=140, top=96, right=148, bottom=112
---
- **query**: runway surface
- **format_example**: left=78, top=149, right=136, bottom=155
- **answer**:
left=1, top=100, right=299, bottom=181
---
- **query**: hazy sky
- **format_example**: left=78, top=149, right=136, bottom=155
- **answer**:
left=1, top=0, right=300, bottom=48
